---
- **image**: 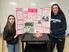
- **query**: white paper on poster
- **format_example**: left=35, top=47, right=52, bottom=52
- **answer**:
left=33, top=16, right=41, bottom=21
left=17, top=25, right=24, bottom=29
left=17, top=11, right=23, bottom=19
left=43, top=11, right=50, bottom=16
left=28, top=12, right=36, bottom=16
left=28, top=15, right=33, bottom=20
left=43, top=8, right=51, bottom=16
left=23, top=8, right=28, bottom=18
left=23, top=8, right=28, bottom=11
left=23, top=14, right=28, bottom=18
left=43, top=28, right=50, bottom=33
left=37, top=8, right=42, bottom=15
left=42, top=22, right=50, bottom=27
left=16, top=21, right=23, bottom=24
left=24, top=18, right=33, bottom=22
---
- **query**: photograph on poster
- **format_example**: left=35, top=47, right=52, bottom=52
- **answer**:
left=24, top=22, right=34, bottom=33
left=34, top=21, right=42, bottom=27
left=42, top=16, right=49, bottom=21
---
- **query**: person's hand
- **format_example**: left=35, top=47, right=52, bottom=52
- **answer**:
left=14, top=35, right=18, bottom=38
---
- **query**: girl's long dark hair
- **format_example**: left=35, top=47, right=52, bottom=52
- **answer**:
left=5, top=15, right=15, bottom=33
left=51, top=4, right=64, bottom=15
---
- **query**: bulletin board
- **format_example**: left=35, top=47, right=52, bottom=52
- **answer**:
left=16, top=8, right=51, bottom=35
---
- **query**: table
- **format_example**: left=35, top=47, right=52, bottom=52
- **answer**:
left=21, top=33, right=50, bottom=52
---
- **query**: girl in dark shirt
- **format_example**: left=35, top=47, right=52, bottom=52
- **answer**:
left=50, top=4, right=67, bottom=52
left=3, top=15, right=19, bottom=52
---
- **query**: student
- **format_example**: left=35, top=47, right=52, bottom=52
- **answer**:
left=3, top=15, right=19, bottom=52
left=50, top=4, right=67, bottom=52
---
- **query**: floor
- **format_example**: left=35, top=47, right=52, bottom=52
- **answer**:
left=0, top=35, right=69, bottom=52
left=0, top=35, right=2, bottom=52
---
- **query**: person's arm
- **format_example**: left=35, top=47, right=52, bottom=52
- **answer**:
left=57, top=15, right=67, bottom=32
left=3, top=28, right=14, bottom=41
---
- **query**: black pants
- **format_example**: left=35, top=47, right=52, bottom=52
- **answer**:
left=50, top=37, right=65, bottom=52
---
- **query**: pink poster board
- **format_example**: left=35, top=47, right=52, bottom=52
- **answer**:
left=16, top=8, right=51, bottom=34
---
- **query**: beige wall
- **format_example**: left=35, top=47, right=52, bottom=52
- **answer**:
left=0, top=0, right=1, bottom=32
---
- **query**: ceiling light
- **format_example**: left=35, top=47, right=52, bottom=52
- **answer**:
left=31, top=3, right=36, bottom=6
left=9, top=2, right=16, bottom=6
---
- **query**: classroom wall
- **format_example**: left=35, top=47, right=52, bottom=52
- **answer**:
left=0, top=0, right=69, bottom=34
left=0, top=0, right=1, bottom=33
